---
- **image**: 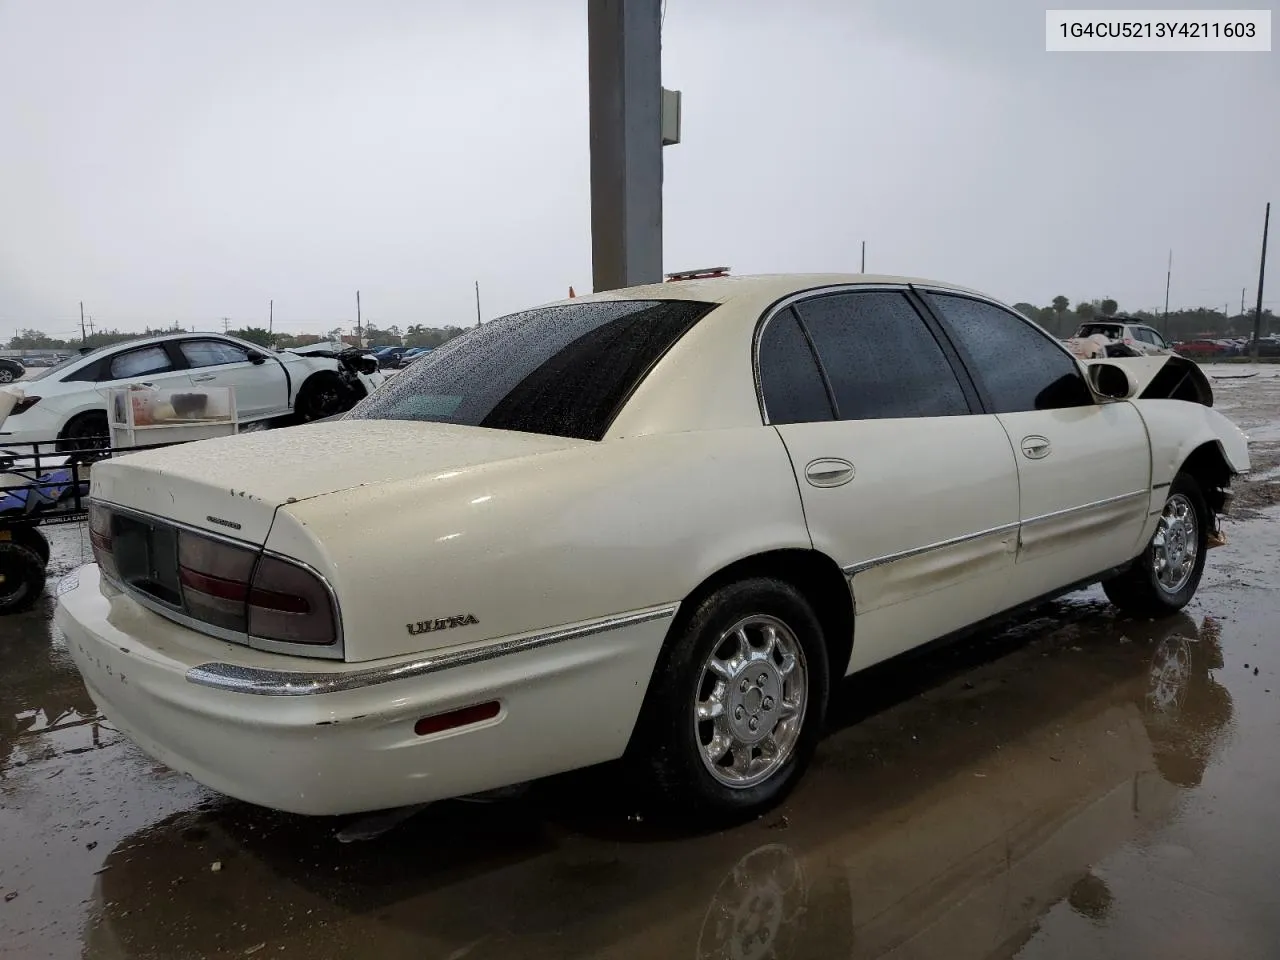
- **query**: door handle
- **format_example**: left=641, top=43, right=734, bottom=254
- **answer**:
left=191, top=374, right=216, bottom=382
left=804, top=458, right=855, bottom=488
left=1021, top=436, right=1051, bottom=460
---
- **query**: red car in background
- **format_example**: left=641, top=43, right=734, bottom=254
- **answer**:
left=1173, top=339, right=1229, bottom=358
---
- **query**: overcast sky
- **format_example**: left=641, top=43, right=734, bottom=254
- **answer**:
left=1, top=0, right=1276, bottom=341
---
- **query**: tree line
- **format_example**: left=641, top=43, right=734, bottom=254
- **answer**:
left=1013, top=297, right=1277, bottom=341
left=8, top=299, right=1275, bottom=353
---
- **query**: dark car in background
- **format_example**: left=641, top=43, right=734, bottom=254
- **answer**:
left=0, top=357, right=26, bottom=383
left=373, top=346, right=409, bottom=369
left=396, top=347, right=433, bottom=367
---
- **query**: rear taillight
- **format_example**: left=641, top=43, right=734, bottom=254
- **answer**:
left=178, top=531, right=256, bottom=631
left=248, top=555, right=337, bottom=646
left=88, top=502, right=118, bottom=582
left=175, top=531, right=337, bottom=647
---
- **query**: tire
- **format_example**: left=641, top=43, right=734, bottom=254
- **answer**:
left=0, top=366, right=15, bottom=384
left=1103, top=471, right=1208, bottom=618
left=58, top=411, right=110, bottom=453
left=0, top=540, right=46, bottom=614
left=296, top=374, right=346, bottom=422
left=9, top=526, right=50, bottom=567
left=634, top=577, right=830, bottom=821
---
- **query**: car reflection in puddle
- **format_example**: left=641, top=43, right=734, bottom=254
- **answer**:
left=81, top=606, right=1232, bottom=960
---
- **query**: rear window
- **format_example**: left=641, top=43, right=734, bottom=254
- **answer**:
left=1077, top=323, right=1123, bottom=340
left=346, top=299, right=716, bottom=440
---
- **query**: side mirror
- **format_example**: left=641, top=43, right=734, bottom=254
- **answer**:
left=1088, top=362, right=1137, bottom=400
left=246, top=349, right=267, bottom=365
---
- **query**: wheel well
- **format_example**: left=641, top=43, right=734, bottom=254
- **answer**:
left=58, top=408, right=108, bottom=440
left=1179, top=441, right=1234, bottom=515
left=676, top=549, right=855, bottom=677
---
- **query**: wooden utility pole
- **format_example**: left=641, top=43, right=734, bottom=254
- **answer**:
left=356, top=290, right=362, bottom=346
left=1252, top=202, right=1270, bottom=357
left=861, top=241, right=866, bottom=273
left=1163, top=249, right=1172, bottom=337
left=79, top=301, right=86, bottom=343
left=269, top=299, right=273, bottom=335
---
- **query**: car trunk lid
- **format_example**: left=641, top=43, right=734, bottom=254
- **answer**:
left=89, top=420, right=590, bottom=543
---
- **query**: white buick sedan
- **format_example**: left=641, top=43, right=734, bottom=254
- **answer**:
left=56, top=275, right=1249, bottom=819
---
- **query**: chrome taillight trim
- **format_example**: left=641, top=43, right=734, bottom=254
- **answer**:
left=93, top=499, right=346, bottom=661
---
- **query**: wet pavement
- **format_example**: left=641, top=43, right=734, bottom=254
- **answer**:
left=3, top=367, right=1280, bottom=960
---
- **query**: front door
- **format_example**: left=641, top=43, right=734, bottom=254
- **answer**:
left=176, top=338, right=288, bottom=422
left=920, top=292, right=1152, bottom=605
left=758, top=289, right=1021, bottom=675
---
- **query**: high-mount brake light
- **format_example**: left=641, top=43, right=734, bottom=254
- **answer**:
left=665, top=266, right=731, bottom=282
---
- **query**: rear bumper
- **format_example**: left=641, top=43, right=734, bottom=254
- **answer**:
left=56, top=564, right=673, bottom=815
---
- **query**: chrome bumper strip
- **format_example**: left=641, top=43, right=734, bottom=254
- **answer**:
left=185, top=603, right=680, bottom=697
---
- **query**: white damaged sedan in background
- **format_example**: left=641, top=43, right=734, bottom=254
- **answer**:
left=1, top=332, right=385, bottom=447
left=56, top=275, right=1249, bottom=820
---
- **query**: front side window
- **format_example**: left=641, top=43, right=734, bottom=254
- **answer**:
left=757, top=309, right=834, bottom=424
left=180, top=340, right=250, bottom=368
left=926, top=294, right=1094, bottom=413
left=347, top=299, right=715, bottom=440
left=792, top=292, right=969, bottom=420
left=108, top=345, right=174, bottom=380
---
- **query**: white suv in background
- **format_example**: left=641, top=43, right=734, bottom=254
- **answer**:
left=1074, top=321, right=1173, bottom=357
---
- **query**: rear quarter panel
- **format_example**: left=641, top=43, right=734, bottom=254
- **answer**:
left=267, top=427, right=813, bottom=662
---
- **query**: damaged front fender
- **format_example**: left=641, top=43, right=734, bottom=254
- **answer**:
left=1085, top=355, right=1214, bottom=406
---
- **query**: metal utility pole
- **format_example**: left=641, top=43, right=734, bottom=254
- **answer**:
left=588, top=0, right=663, bottom=292
left=356, top=290, right=362, bottom=346
left=861, top=241, right=866, bottom=273
left=269, top=299, right=273, bottom=336
left=222, top=317, right=230, bottom=333
left=79, top=301, right=86, bottom=343
left=475, top=281, right=482, bottom=326
left=1242, top=287, right=1247, bottom=316
left=1252, top=202, right=1270, bottom=357
left=1163, top=249, right=1172, bottom=337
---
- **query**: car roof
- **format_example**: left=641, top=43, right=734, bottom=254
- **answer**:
left=543, top=273, right=991, bottom=308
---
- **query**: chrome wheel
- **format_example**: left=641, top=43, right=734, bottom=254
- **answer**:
left=695, top=615, right=808, bottom=789
left=1152, top=494, right=1198, bottom=594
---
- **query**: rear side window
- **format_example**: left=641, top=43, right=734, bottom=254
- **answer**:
left=348, top=299, right=715, bottom=440
left=108, top=346, right=174, bottom=380
left=757, top=310, right=834, bottom=424
left=792, top=292, right=969, bottom=420
left=926, top=294, right=1094, bottom=413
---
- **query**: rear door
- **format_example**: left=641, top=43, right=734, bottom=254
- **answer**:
left=176, top=338, right=288, bottom=422
left=919, top=291, right=1152, bottom=605
left=761, top=288, right=1021, bottom=675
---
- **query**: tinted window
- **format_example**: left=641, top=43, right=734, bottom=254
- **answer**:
left=1078, top=323, right=1123, bottom=340
left=758, top=310, right=834, bottom=424
left=180, top=340, right=249, bottom=368
left=792, top=292, right=969, bottom=420
left=1144, top=328, right=1168, bottom=348
left=348, top=299, right=714, bottom=440
left=927, top=294, right=1094, bottom=413
left=1131, top=327, right=1153, bottom=344
left=108, top=346, right=174, bottom=380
